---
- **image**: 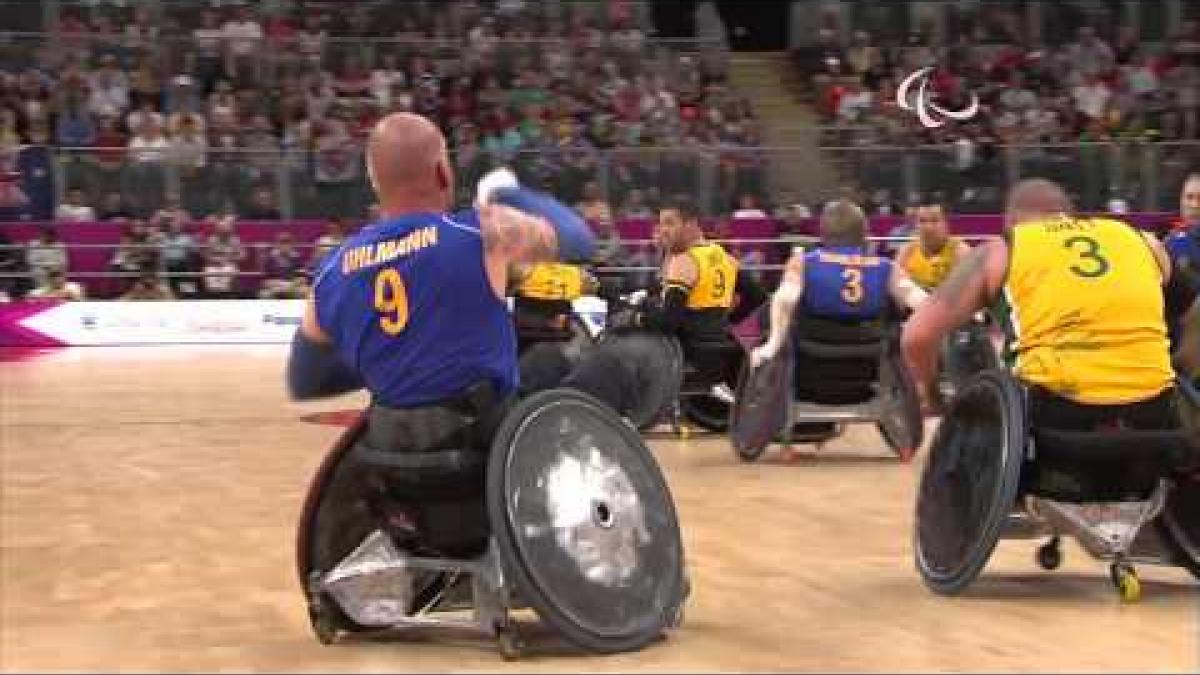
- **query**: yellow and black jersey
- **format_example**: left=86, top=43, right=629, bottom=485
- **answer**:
left=514, top=262, right=591, bottom=302
left=1000, top=215, right=1172, bottom=405
left=668, top=242, right=738, bottom=311
left=900, top=237, right=965, bottom=289
left=657, top=242, right=740, bottom=342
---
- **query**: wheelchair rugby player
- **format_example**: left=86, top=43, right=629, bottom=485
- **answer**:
left=285, top=113, right=688, bottom=656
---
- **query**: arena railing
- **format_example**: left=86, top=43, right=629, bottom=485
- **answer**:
left=815, top=140, right=1200, bottom=214
left=9, top=140, right=1198, bottom=226
left=0, top=210, right=1178, bottom=301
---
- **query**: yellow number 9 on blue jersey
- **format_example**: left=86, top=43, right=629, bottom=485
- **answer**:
left=373, top=268, right=409, bottom=335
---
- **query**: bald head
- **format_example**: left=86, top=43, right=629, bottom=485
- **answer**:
left=1006, top=179, right=1072, bottom=227
left=820, top=200, right=868, bottom=247
left=367, top=113, right=452, bottom=216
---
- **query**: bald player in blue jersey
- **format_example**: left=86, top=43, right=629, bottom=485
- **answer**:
left=287, top=112, right=598, bottom=413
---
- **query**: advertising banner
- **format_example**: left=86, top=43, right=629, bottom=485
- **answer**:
left=0, top=300, right=305, bottom=346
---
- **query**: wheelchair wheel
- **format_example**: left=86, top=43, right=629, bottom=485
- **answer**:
left=914, top=370, right=1027, bottom=595
left=731, top=349, right=794, bottom=462
left=877, top=344, right=924, bottom=459
left=487, top=389, right=687, bottom=654
left=295, top=413, right=374, bottom=637
left=1156, top=473, right=1200, bottom=580
left=296, top=413, right=368, bottom=589
left=597, top=328, right=684, bottom=431
left=680, top=394, right=731, bottom=432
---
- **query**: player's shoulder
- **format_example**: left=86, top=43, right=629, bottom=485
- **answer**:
left=1087, top=215, right=1147, bottom=233
left=664, top=250, right=699, bottom=280
left=444, top=208, right=482, bottom=231
left=666, top=250, right=697, bottom=268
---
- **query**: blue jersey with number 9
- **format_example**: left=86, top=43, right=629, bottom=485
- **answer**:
left=800, top=245, right=892, bottom=321
left=313, top=210, right=517, bottom=408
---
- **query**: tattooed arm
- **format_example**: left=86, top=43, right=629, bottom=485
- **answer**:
left=480, top=203, right=558, bottom=299
left=901, top=239, right=1009, bottom=406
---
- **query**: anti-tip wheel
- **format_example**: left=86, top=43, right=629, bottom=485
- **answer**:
left=496, top=623, right=524, bottom=660
left=1110, top=563, right=1141, bottom=602
left=310, top=606, right=341, bottom=645
left=1036, top=539, right=1062, bottom=571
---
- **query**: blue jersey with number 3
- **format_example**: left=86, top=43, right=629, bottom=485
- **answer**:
left=313, top=210, right=517, bottom=408
left=800, top=246, right=892, bottom=321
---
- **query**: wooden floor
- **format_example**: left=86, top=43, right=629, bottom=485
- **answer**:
left=1, top=346, right=1196, bottom=673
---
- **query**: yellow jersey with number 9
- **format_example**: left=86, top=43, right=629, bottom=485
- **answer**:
left=684, top=243, right=738, bottom=310
left=902, top=237, right=963, bottom=289
left=516, top=263, right=587, bottom=301
left=1004, top=216, right=1172, bottom=405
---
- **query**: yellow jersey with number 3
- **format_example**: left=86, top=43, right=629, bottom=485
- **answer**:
left=1004, top=215, right=1172, bottom=405
left=516, top=263, right=587, bottom=301
left=902, top=237, right=963, bottom=289
left=683, top=243, right=738, bottom=310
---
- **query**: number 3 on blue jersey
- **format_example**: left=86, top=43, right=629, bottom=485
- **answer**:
left=374, top=268, right=409, bottom=335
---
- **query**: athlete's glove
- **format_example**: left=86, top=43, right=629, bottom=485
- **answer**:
left=475, top=167, right=520, bottom=207
left=749, top=343, right=777, bottom=370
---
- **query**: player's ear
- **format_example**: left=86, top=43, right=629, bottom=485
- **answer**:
left=435, top=159, right=451, bottom=193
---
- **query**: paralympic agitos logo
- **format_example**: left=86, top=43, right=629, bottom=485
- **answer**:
left=895, top=66, right=979, bottom=128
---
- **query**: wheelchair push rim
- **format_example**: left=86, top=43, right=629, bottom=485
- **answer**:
left=914, top=370, right=1026, bottom=595
left=487, top=389, right=687, bottom=653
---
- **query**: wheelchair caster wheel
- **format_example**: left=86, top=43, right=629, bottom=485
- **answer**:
left=1036, top=539, right=1062, bottom=570
left=310, top=606, right=341, bottom=645
left=1110, top=563, right=1140, bottom=602
left=495, top=623, right=524, bottom=660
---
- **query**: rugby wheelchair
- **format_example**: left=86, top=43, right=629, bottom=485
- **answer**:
left=731, top=311, right=924, bottom=462
left=296, top=387, right=689, bottom=658
left=509, top=297, right=596, bottom=362
left=914, top=370, right=1200, bottom=600
left=601, top=293, right=748, bottom=434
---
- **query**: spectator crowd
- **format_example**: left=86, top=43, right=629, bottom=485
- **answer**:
left=794, top=3, right=1200, bottom=213
left=0, top=0, right=765, bottom=227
